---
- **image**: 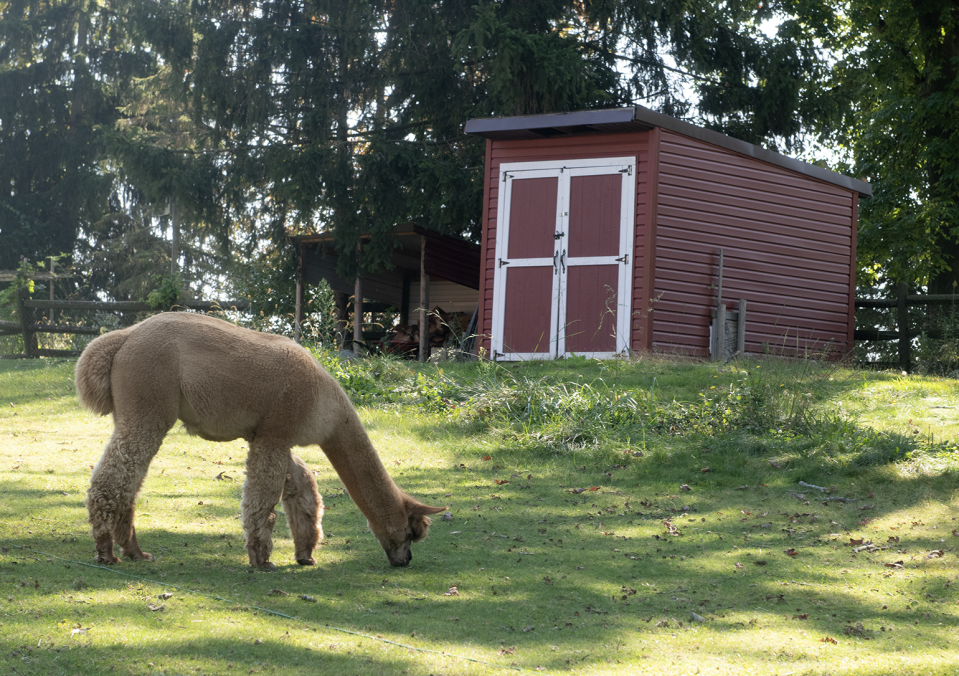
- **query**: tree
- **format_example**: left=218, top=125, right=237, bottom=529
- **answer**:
left=0, top=0, right=154, bottom=272
left=824, top=0, right=959, bottom=294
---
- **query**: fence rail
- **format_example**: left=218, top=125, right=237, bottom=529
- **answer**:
left=854, top=283, right=959, bottom=372
left=4, top=290, right=249, bottom=359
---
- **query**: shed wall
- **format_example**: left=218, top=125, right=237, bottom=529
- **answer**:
left=653, top=131, right=856, bottom=357
left=478, top=133, right=651, bottom=356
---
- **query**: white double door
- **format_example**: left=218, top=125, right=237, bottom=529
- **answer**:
left=491, top=157, right=635, bottom=360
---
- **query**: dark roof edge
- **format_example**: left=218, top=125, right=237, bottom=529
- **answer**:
left=465, top=106, right=872, bottom=198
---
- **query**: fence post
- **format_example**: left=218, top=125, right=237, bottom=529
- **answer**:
left=16, top=287, right=37, bottom=358
left=897, top=282, right=910, bottom=372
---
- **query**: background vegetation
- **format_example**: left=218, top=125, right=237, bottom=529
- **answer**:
left=2, top=0, right=957, bottom=306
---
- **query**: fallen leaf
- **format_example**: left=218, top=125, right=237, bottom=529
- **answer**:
left=482, top=456, right=492, bottom=461
left=268, top=589, right=289, bottom=596
left=158, top=592, right=173, bottom=600
left=754, top=560, right=767, bottom=566
left=299, top=595, right=317, bottom=602
left=793, top=613, right=808, bottom=620
left=926, top=550, right=945, bottom=559
left=690, top=612, right=706, bottom=622
left=768, top=460, right=783, bottom=469
left=70, top=627, right=88, bottom=636
left=700, top=467, right=711, bottom=473
left=784, top=548, right=799, bottom=557
left=147, top=604, right=165, bottom=612
left=570, top=488, right=588, bottom=494
left=442, top=586, right=459, bottom=596
left=680, top=484, right=692, bottom=492
left=522, top=626, right=535, bottom=632
left=885, top=561, right=904, bottom=569
left=847, top=538, right=864, bottom=546
left=494, top=479, right=510, bottom=485
left=820, top=636, right=838, bottom=644
left=734, top=562, right=744, bottom=569
left=214, top=472, right=234, bottom=481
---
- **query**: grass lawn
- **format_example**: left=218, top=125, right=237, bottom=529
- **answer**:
left=1, top=352, right=958, bottom=675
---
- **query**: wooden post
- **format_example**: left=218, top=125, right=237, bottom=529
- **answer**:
left=712, top=248, right=724, bottom=361
left=418, top=235, right=430, bottom=363
left=737, top=298, right=747, bottom=355
left=48, top=257, right=55, bottom=324
left=897, top=281, right=910, bottom=372
left=353, top=276, right=363, bottom=357
left=294, top=243, right=305, bottom=344
left=170, top=199, right=179, bottom=275
left=16, top=287, right=37, bottom=358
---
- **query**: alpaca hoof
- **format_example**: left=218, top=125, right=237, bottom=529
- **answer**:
left=296, top=557, right=316, bottom=566
left=256, top=561, right=277, bottom=572
left=95, top=553, right=120, bottom=565
left=127, top=552, right=154, bottom=562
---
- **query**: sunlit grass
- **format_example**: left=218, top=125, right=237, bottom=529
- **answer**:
left=1, top=355, right=958, bottom=675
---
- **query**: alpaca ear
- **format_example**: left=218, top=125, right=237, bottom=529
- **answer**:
left=410, top=502, right=447, bottom=516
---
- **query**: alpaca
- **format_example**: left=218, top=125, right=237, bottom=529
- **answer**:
left=75, top=312, right=445, bottom=569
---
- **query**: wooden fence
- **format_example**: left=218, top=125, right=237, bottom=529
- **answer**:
left=0, top=289, right=249, bottom=358
left=854, top=282, right=959, bottom=372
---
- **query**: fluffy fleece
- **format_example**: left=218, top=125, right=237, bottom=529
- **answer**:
left=75, top=312, right=444, bottom=569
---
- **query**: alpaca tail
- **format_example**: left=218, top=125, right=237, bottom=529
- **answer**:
left=75, top=329, right=131, bottom=416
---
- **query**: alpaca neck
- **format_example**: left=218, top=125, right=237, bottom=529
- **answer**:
left=318, top=412, right=402, bottom=523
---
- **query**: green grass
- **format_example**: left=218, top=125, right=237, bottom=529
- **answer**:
left=2, top=354, right=959, bottom=675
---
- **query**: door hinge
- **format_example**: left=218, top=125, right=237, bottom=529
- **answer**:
left=619, top=166, right=632, bottom=176
left=502, top=172, right=511, bottom=183
left=554, top=231, right=565, bottom=240
left=498, top=258, right=510, bottom=268
left=616, top=254, right=629, bottom=264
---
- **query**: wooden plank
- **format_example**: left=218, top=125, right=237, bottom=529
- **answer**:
left=30, top=324, right=101, bottom=335
left=22, top=299, right=250, bottom=311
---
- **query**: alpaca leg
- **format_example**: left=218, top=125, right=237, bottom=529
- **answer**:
left=242, top=442, right=290, bottom=570
left=282, top=454, right=323, bottom=566
left=87, top=426, right=163, bottom=564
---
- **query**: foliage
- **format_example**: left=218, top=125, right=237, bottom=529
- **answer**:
left=144, top=272, right=184, bottom=309
left=815, top=0, right=959, bottom=292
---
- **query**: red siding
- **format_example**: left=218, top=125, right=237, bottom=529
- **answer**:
left=508, top=178, right=559, bottom=259
left=652, top=131, right=855, bottom=357
left=503, top=267, right=553, bottom=353
left=565, top=265, right=618, bottom=352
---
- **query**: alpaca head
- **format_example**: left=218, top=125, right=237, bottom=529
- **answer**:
left=371, top=497, right=446, bottom=567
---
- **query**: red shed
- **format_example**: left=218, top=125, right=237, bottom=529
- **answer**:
left=464, top=106, right=871, bottom=361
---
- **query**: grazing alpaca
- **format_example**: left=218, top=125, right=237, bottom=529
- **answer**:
left=75, top=312, right=445, bottom=569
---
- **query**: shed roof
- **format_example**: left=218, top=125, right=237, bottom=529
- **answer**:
left=292, top=223, right=481, bottom=306
left=464, top=105, right=871, bottom=198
